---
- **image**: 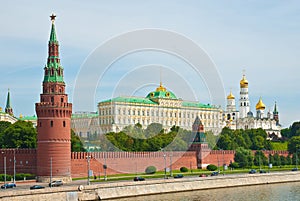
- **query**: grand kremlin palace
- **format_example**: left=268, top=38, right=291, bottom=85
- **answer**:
left=96, top=83, right=223, bottom=135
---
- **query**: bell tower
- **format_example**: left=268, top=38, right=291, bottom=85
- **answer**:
left=35, top=14, right=72, bottom=182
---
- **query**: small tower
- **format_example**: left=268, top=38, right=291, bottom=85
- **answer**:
left=226, top=91, right=236, bottom=112
left=239, top=73, right=250, bottom=118
left=189, top=116, right=210, bottom=169
left=35, top=14, right=72, bottom=182
left=273, top=101, right=279, bottom=125
left=5, top=89, right=13, bottom=116
left=256, top=97, right=266, bottom=119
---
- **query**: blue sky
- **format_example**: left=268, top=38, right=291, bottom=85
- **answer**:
left=0, top=0, right=299, bottom=127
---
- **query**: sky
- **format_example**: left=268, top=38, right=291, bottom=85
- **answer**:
left=0, top=0, right=299, bottom=128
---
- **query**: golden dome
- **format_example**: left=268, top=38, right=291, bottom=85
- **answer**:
left=227, top=91, right=235, bottom=99
left=240, top=75, right=248, bottom=88
left=156, top=82, right=166, bottom=92
left=256, top=97, right=266, bottom=110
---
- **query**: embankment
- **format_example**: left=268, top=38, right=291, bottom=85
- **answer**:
left=1, top=172, right=300, bottom=201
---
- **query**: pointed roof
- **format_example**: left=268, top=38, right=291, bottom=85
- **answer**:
left=5, top=89, right=11, bottom=109
left=43, top=13, right=64, bottom=83
left=49, top=13, right=57, bottom=42
left=273, top=101, right=278, bottom=114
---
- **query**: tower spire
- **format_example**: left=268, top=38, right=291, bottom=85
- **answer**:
left=43, top=13, right=64, bottom=83
left=5, top=88, right=13, bottom=116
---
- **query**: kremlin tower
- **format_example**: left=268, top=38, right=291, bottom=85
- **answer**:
left=5, top=89, right=13, bottom=116
left=35, top=14, right=72, bottom=182
left=239, top=74, right=250, bottom=118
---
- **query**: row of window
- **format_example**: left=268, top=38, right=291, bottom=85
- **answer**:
left=100, top=108, right=219, bottom=119
left=39, top=120, right=66, bottom=127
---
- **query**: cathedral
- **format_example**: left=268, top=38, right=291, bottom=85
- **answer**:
left=224, top=74, right=281, bottom=139
left=0, top=89, right=17, bottom=123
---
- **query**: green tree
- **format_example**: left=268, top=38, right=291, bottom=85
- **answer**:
left=288, top=136, right=300, bottom=154
left=0, top=121, right=36, bottom=148
left=273, top=153, right=281, bottom=166
left=253, top=150, right=267, bottom=166
left=234, top=147, right=253, bottom=168
left=71, top=129, right=86, bottom=152
left=0, top=121, right=11, bottom=134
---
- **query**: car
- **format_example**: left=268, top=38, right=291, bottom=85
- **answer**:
left=249, top=169, right=257, bottom=174
left=133, top=176, right=145, bottom=181
left=174, top=174, right=184, bottom=178
left=30, top=185, right=45, bottom=190
left=211, top=172, right=219, bottom=176
left=259, top=170, right=267, bottom=173
left=49, top=180, right=63, bottom=187
left=292, top=168, right=298, bottom=171
left=199, top=174, right=207, bottom=177
left=1, top=183, right=16, bottom=189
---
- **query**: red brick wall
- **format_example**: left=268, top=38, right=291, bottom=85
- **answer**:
left=0, top=148, right=290, bottom=178
left=0, top=149, right=36, bottom=175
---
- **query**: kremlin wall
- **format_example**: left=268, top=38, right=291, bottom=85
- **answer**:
left=0, top=15, right=288, bottom=182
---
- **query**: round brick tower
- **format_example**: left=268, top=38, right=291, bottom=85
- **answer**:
left=35, top=14, right=72, bottom=182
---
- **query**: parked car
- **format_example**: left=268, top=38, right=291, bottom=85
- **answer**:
left=259, top=170, right=267, bottom=173
left=211, top=172, right=219, bottom=176
left=199, top=174, right=207, bottom=177
left=1, top=183, right=16, bottom=189
left=174, top=174, right=184, bottom=178
left=49, top=180, right=63, bottom=187
left=292, top=168, right=298, bottom=171
left=30, top=185, right=45, bottom=190
left=133, top=177, right=145, bottom=181
left=249, top=169, right=257, bottom=174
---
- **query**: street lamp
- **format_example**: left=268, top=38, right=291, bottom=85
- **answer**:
left=13, top=149, right=16, bottom=184
left=2, top=152, right=6, bottom=188
left=86, top=155, right=91, bottom=185
left=169, top=151, right=173, bottom=177
left=50, top=157, right=52, bottom=188
left=162, top=149, right=166, bottom=179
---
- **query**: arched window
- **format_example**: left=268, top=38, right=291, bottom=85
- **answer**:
left=50, top=121, right=53, bottom=127
left=63, top=121, right=66, bottom=127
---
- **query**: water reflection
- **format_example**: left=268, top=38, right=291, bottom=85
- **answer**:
left=116, top=182, right=300, bottom=201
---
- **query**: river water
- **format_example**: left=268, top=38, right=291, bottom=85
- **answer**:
left=116, top=182, right=300, bottom=201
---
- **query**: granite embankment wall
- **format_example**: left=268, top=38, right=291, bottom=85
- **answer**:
left=0, top=172, right=300, bottom=201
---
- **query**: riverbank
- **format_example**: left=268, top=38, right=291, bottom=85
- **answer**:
left=1, top=171, right=300, bottom=201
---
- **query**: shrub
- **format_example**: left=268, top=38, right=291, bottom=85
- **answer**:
left=145, top=166, right=156, bottom=174
left=180, top=166, right=188, bottom=172
left=15, top=173, right=36, bottom=180
left=0, top=174, right=12, bottom=181
left=229, top=162, right=239, bottom=169
left=206, top=164, right=218, bottom=171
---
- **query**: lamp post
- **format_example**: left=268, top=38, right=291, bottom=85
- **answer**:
left=104, top=152, right=107, bottom=181
left=217, top=150, right=220, bottom=173
left=1, top=152, right=6, bottom=188
left=163, top=149, right=166, bottom=179
left=13, top=149, right=16, bottom=184
left=222, top=150, right=225, bottom=176
left=169, top=152, right=173, bottom=177
left=50, top=157, right=52, bottom=188
left=87, top=155, right=91, bottom=185
left=296, top=149, right=298, bottom=170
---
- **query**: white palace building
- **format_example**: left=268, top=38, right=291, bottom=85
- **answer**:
left=97, top=82, right=223, bottom=135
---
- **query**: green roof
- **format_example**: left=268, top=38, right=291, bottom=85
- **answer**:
left=100, top=96, right=157, bottom=105
left=72, top=113, right=99, bottom=119
left=43, top=18, right=64, bottom=83
left=146, top=90, right=177, bottom=99
left=19, top=115, right=37, bottom=121
left=182, top=101, right=213, bottom=108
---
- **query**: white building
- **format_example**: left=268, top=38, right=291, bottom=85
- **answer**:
left=97, top=83, right=223, bottom=135
left=224, top=74, right=281, bottom=139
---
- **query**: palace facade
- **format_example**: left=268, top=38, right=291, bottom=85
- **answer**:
left=97, top=82, right=223, bottom=135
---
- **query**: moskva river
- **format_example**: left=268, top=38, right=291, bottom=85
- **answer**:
left=116, top=182, right=300, bottom=201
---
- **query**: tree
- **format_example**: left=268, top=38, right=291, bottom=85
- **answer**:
left=288, top=136, right=300, bottom=154
left=0, top=121, right=37, bottom=148
left=234, top=147, right=253, bottom=168
left=71, top=129, right=86, bottom=152
left=254, top=150, right=267, bottom=166
left=0, top=121, right=11, bottom=134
